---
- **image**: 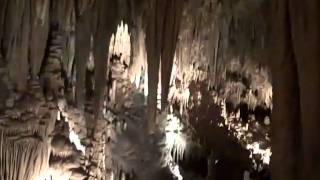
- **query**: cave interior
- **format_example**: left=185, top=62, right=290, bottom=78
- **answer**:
left=0, top=0, right=319, bottom=180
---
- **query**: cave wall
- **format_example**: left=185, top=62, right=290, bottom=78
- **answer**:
left=270, top=0, right=320, bottom=180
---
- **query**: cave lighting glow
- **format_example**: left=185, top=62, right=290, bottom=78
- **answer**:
left=165, top=112, right=186, bottom=180
left=57, top=110, right=86, bottom=154
left=38, top=171, right=52, bottom=180
left=169, top=162, right=183, bottom=180
left=246, top=143, right=272, bottom=165
left=109, top=21, right=131, bottom=63
left=219, top=99, right=272, bottom=166
left=69, top=130, right=86, bottom=154
left=39, top=170, right=70, bottom=180
left=165, top=113, right=186, bottom=152
left=38, top=170, right=64, bottom=180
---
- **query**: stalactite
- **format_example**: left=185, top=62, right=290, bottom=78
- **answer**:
left=16, top=0, right=30, bottom=91
left=128, top=15, right=147, bottom=89
left=66, top=33, right=75, bottom=80
left=212, top=30, right=220, bottom=86
left=0, top=0, right=8, bottom=50
left=146, top=0, right=183, bottom=132
left=160, top=0, right=183, bottom=110
left=74, top=5, right=91, bottom=109
left=92, top=0, right=117, bottom=122
left=3, top=0, right=30, bottom=91
left=30, top=0, right=50, bottom=79
left=76, top=0, right=94, bottom=16
left=2, top=0, right=22, bottom=55
left=146, top=0, right=161, bottom=132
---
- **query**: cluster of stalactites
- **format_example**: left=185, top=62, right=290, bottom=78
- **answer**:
left=0, top=132, right=50, bottom=180
left=172, top=0, right=268, bottom=92
left=164, top=113, right=187, bottom=163
left=144, top=0, right=184, bottom=132
left=222, top=59, right=273, bottom=110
